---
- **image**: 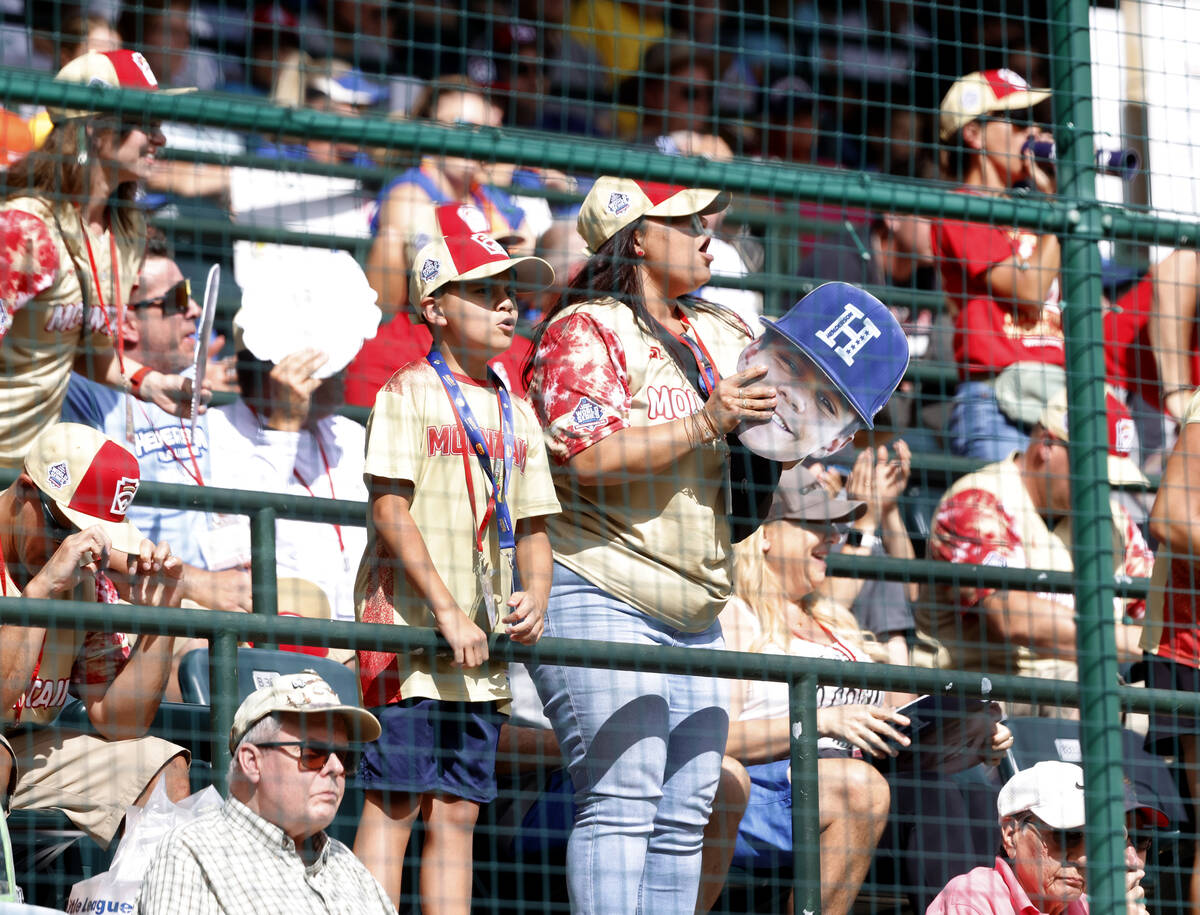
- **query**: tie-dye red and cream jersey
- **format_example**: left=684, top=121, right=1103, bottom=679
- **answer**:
left=1142, top=390, right=1200, bottom=667
left=925, top=453, right=1153, bottom=675
left=528, top=297, right=752, bottom=632
left=0, top=197, right=143, bottom=467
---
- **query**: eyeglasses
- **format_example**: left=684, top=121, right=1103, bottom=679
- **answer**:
left=1020, top=816, right=1086, bottom=861
left=255, top=741, right=360, bottom=773
left=38, top=491, right=77, bottom=544
left=648, top=213, right=708, bottom=237
left=130, top=279, right=191, bottom=316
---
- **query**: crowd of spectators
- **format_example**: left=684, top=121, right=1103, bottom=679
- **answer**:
left=0, top=1, right=1198, bottom=913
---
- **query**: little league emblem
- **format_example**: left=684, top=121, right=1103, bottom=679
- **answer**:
left=570, top=397, right=605, bottom=429
left=109, top=476, right=140, bottom=516
left=46, top=461, right=70, bottom=490
left=420, top=259, right=441, bottom=283
left=606, top=192, right=631, bottom=216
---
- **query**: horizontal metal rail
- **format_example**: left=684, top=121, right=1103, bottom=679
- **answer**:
left=0, top=70, right=1195, bottom=246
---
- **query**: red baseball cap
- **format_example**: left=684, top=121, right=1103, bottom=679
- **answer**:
left=23, top=423, right=147, bottom=554
left=48, top=49, right=195, bottom=123
left=435, top=203, right=524, bottom=249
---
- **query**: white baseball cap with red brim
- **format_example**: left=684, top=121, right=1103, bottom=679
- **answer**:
left=49, top=49, right=195, bottom=124
left=577, top=176, right=730, bottom=253
left=409, top=233, right=553, bottom=318
left=939, top=68, right=1050, bottom=141
left=23, top=423, right=147, bottom=554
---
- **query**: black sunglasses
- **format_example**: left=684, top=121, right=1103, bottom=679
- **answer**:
left=130, top=278, right=191, bottom=316
left=254, top=741, right=360, bottom=773
left=38, top=491, right=77, bottom=544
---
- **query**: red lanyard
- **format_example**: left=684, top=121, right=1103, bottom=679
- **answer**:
left=135, top=405, right=205, bottom=487
left=291, top=433, right=345, bottom=559
left=442, top=380, right=507, bottom=553
left=78, top=214, right=124, bottom=374
left=791, top=619, right=858, bottom=663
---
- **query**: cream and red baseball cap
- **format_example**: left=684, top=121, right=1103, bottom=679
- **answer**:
left=938, top=68, right=1050, bottom=141
left=48, top=49, right=194, bottom=123
left=1037, top=389, right=1149, bottom=487
left=229, top=670, right=381, bottom=752
left=23, top=423, right=147, bottom=554
left=576, top=176, right=730, bottom=253
left=434, top=202, right=524, bottom=249
left=409, top=232, right=553, bottom=314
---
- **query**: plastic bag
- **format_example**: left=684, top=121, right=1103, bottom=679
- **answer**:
left=66, top=780, right=223, bottom=912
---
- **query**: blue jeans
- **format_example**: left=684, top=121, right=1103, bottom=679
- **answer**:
left=530, top=563, right=730, bottom=914
left=948, top=380, right=1030, bottom=461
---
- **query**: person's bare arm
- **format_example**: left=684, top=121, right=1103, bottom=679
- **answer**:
left=366, top=184, right=426, bottom=316
left=371, top=478, right=488, bottom=668
left=146, top=161, right=231, bottom=200
left=80, top=348, right=205, bottom=417
left=504, top=517, right=553, bottom=644
left=84, top=542, right=184, bottom=740
left=567, top=366, right=775, bottom=485
left=1150, top=417, right=1200, bottom=557
left=495, top=723, right=564, bottom=776
left=984, top=232, right=1061, bottom=310
left=981, top=589, right=1077, bottom=660
left=1146, top=251, right=1200, bottom=420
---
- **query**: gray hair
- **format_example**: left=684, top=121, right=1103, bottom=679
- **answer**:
left=227, top=713, right=283, bottom=784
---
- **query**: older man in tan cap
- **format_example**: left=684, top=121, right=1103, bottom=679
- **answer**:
left=138, top=671, right=389, bottom=914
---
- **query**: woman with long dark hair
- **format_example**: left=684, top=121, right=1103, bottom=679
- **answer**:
left=0, top=50, right=198, bottom=468
left=524, top=176, right=906, bottom=911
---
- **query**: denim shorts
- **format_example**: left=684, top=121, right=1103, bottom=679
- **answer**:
left=359, top=697, right=503, bottom=803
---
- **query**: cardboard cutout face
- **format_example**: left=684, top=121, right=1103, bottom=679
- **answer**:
left=735, top=334, right=863, bottom=461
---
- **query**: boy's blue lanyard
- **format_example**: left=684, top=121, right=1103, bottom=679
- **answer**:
left=426, top=351, right=522, bottom=590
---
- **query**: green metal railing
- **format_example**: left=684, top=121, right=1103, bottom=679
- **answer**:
left=0, top=7, right=1191, bottom=905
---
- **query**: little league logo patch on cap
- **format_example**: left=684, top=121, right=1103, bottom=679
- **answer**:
left=959, top=85, right=981, bottom=113
left=1114, top=416, right=1136, bottom=454
left=420, top=258, right=441, bottom=283
left=457, top=205, right=490, bottom=233
left=109, top=476, right=139, bottom=516
left=47, top=461, right=70, bottom=490
left=606, top=192, right=630, bottom=216
left=130, top=52, right=158, bottom=87
left=570, top=397, right=605, bottom=429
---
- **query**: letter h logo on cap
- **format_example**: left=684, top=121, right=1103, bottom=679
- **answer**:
left=814, top=302, right=882, bottom=368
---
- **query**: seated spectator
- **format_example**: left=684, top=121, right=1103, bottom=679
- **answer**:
left=618, top=40, right=714, bottom=143
left=926, top=761, right=1157, bottom=915
left=0, top=49, right=201, bottom=470
left=712, top=465, right=1010, bottom=914
left=921, top=391, right=1153, bottom=715
left=204, top=290, right=376, bottom=623
left=365, top=80, right=530, bottom=316
left=63, top=229, right=249, bottom=613
left=137, top=671, right=391, bottom=913
left=809, top=442, right=918, bottom=673
left=0, top=423, right=190, bottom=846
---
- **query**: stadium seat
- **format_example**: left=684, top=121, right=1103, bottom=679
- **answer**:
left=175, top=646, right=360, bottom=708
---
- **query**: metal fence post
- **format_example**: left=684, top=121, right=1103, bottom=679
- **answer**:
left=790, top=674, right=820, bottom=914
left=251, top=507, right=278, bottom=650
left=1050, top=2, right=1128, bottom=912
left=209, top=627, right=239, bottom=794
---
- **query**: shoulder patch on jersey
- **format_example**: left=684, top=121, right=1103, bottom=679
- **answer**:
left=570, top=396, right=605, bottom=430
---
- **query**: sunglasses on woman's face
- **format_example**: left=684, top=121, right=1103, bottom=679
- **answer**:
left=130, top=279, right=191, bottom=316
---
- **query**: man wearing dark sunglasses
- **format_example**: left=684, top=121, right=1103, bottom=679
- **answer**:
left=64, top=232, right=252, bottom=618
left=927, top=761, right=1164, bottom=915
left=138, top=671, right=392, bottom=913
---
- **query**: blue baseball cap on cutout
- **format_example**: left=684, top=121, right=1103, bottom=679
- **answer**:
left=760, top=282, right=909, bottom=429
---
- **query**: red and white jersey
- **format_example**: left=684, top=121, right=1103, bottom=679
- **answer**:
left=926, top=453, right=1152, bottom=675
left=1142, top=390, right=1200, bottom=666
left=932, top=190, right=1063, bottom=379
left=0, top=559, right=131, bottom=729
left=529, top=297, right=752, bottom=632
left=0, top=197, right=143, bottom=467
left=356, top=358, right=560, bottom=706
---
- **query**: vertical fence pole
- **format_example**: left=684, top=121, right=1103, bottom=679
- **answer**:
left=251, top=507, right=278, bottom=650
left=790, top=674, right=821, bottom=914
left=209, top=627, right=239, bottom=794
left=1050, top=2, right=1128, bottom=912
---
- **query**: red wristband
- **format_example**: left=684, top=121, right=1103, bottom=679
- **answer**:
left=129, top=366, right=153, bottom=396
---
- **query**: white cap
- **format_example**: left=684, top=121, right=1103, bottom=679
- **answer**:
left=998, top=761, right=1086, bottom=829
